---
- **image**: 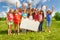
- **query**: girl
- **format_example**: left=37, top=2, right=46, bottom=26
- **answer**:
left=28, top=9, right=33, bottom=20
left=13, top=9, right=20, bottom=35
left=46, top=10, right=52, bottom=32
left=18, top=8, right=22, bottom=32
left=22, top=9, right=28, bottom=33
left=38, top=10, right=44, bottom=32
left=6, top=9, right=14, bottom=35
left=46, top=6, right=54, bottom=32
left=33, top=10, right=39, bottom=21
left=22, top=9, right=28, bottom=18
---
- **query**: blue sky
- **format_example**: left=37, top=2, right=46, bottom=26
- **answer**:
left=0, top=0, right=60, bottom=17
left=0, top=0, right=60, bottom=12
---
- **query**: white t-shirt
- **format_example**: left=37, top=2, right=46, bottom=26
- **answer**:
left=29, top=16, right=33, bottom=20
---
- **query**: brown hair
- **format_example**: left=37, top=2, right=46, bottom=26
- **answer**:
left=13, top=9, right=18, bottom=14
left=28, top=9, right=33, bottom=18
left=19, top=8, right=22, bottom=12
left=47, top=10, right=52, bottom=14
left=39, top=10, right=44, bottom=19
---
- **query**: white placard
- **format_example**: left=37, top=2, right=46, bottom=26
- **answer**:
left=20, top=17, right=40, bottom=31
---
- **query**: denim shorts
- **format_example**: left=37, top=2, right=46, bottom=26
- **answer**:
left=46, top=21, right=51, bottom=27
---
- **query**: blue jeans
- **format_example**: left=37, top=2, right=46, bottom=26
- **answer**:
left=38, top=21, right=43, bottom=32
left=46, top=21, right=51, bottom=27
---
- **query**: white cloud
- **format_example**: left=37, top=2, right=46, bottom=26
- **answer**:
left=23, top=3, right=28, bottom=6
left=2, top=6, right=10, bottom=12
left=0, top=6, right=10, bottom=18
left=0, top=12, right=6, bottom=18
left=0, top=7, right=10, bottom=18
left=6, top=7, right=10, bottom=12
left=42, top=0, right=47, bottom=3
left=27, top=0, right=32, bottom=3
left=52, top=12, right=55, bottom=17
left=27, top=0, right=40, bottom=5
left=0, top=0, right=21, bottom=7
left=42, top=5, right=46, bottom=10
left=2, top=6, right=9, bottom=8
left=42, top=5, right=46, bottom=17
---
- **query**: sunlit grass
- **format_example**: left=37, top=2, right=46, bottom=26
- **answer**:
left=0, top=19, right=60, bottom=40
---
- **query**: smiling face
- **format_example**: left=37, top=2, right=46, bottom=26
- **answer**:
left=15, top=9, right=18, bottom=13
left=40, top=12, right=43, bottom=15
left=47, top=10, right=51, bottom=14
left=19, top=8, right=22, bottom=12
left=9, top=9, right=14, bottom=13
left=39, top=10, right=44, bottom=15
left=13, top=9, right=18, bottom=14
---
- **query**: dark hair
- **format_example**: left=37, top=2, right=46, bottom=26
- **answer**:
left=39, top=10, right=44, bottom=19
left=13, top=10, right=17, bottom=14
left=27, top=9, right=33, bottom=18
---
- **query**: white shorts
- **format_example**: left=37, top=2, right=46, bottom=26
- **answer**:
left=7, top=21, right=13, bottom=25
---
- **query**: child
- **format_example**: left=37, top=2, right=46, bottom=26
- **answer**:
left=33, top=10, right=39, bottom=21
left=38, top=10, right=44, bottom=32
left=22, top=9, right=28, bottom=18
left=13, top=9, right=20, bottom=35
left=22, top=9, right=28, bottom=33
left=6, top=9, right=14, bottom=35
left=46, top=6, right=54, bottom=32
left=28, top=9, right=33, bottom=20
left=18, top=8, right=22, bottom=32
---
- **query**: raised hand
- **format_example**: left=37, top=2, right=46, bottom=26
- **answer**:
left=16, top=2, right=18, bottom=9
left=46, top=6, right=48, bottom=12
left=52, top=5, right=54, bottom=12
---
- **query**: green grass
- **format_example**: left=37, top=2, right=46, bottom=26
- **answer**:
left=0, top=19, right=60, bottom=40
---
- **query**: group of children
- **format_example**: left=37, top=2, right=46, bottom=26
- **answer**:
left=6, top=3, right=54, bottom=35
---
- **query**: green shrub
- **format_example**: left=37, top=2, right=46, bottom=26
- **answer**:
left=54, top=12, right=60, bottom=21
left=0, top=17, right=6, bottom=21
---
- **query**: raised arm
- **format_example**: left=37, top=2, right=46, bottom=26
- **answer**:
left=28, top=2, right=30, bottom=8
left=22, top=3, right=25, bottom=10
left=50, top=5, right=54, bottom=15
left=52, top=5, right=54, bottom=12
left=46, top=6, right=48, bottom=15
left=16, top=2, right=18, bottom=9
left=46, top=6, right=48, bottom=12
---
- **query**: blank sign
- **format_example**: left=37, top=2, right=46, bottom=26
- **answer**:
left=20, top=17, right=40, bottom=31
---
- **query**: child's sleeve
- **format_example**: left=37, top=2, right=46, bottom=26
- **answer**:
left=22, top=13, right=23, bottom=16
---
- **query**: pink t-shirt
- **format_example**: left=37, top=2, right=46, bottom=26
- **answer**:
left=39, top=14, right=43, bottom=22
left=18, top=12, right=22, bottom=16
left=8, top=13, right=13, bottom=21
left=34, top=14, right=39, bottom=21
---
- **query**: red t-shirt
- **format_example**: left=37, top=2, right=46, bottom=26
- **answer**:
left=13, top=13, right=20, bottom=24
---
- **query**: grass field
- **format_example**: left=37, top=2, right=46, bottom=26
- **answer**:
left=0, top=19, right=60, bottom=40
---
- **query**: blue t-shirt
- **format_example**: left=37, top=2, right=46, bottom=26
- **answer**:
left=46, top=14, right=51, bottom=21
left=22, top=13, right=28, bottom=17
